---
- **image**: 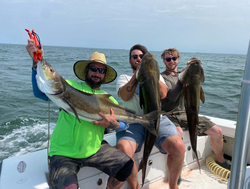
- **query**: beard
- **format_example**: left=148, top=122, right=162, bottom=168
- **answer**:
left=166, top=64, right=177, bottom=71
left=85, top=74, right=105, bottom=88
left=131, top=64, right=137, bottom=71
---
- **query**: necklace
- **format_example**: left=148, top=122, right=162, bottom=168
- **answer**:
left=165, top=70, right=182, bottom=74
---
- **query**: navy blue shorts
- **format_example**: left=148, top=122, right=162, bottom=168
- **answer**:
left=116, top=116, right=178, bottom=154
left=116, top=123, right=145, bottom=153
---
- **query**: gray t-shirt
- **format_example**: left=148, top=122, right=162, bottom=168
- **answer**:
left=160, top=71, right=184, bottom=112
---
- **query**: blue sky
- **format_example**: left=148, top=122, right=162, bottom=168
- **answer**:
left=0, top=0, right=249, bottom=54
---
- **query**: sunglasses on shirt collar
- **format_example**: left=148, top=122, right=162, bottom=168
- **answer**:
left=89, top=66, right=106, bottom=74
left=131, top=54, right=144, bottom=59
left=165, top=56, right=178, bottom=62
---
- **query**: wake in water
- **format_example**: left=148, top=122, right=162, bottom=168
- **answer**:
left=0, top=117, right=55, bottom=162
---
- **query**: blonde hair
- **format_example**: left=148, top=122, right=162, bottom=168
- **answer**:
left=161, top=48, right=180, bottom=59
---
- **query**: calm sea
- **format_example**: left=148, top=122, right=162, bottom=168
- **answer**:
left=0, top=43, right=246, bottom=162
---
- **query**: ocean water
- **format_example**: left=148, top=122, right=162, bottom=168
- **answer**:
left=0, top=43, right=246, bottom=162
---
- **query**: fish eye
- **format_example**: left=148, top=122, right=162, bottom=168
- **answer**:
left=50, top=68, right=54, bottom=72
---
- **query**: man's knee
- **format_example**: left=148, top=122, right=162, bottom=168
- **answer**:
left=161, top=135, right=185, bottom=156
left=206, top=125, right=223, bottom=138
left=116, top=140, right=138, bottom=158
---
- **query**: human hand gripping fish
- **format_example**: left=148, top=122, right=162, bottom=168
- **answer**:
left=26, top=39, right=38, bottom=58
left=92, top=108, right=120, bottom=130
left=25, top=29, right=43, bottom=61
left=25, top=29, right=44, bottom=70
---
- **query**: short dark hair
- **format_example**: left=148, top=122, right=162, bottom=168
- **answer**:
left=129, top=44, right=148, bottom=59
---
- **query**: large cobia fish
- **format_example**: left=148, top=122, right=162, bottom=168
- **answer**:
left=35, top=59, right=161, bottom=136
left=179, top=58, right=205, bottom=170
left=136, top=53, right=161, bottom=186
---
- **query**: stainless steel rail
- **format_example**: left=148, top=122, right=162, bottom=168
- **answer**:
left=229, top=40, right=250, bottom=189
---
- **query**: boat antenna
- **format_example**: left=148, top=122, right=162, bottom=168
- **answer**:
left=47, top=100, right=50, bottom=158
left=47, top=100, right=52, bottom=187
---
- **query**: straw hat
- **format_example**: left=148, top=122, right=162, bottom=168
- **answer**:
left=73, top=51, right=117, bottom=84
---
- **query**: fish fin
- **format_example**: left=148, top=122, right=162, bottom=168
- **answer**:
left=62, top=97, right=81, bottom=123
left=138, top=159, right=143, bottom=172
left=178, top=87, right=186, bottom=104
left=141, top=110, right=165, bottom=136
left=138, top=159, right=146, bottom=186
left=139, top=85, right=144, bottom=109
left=142, top=110, right=158, bottom=136
left=59, top=108, right=70, bottom=114
left=157, top=116, right=160, bottom=133
left=73, top=88, right=112, bottom=98
left=95, top=93, right=112, bottom=98
left=200, top=86, right=205, bottom=103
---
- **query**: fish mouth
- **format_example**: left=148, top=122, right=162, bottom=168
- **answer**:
left=48, top=90, right=64, bottom=96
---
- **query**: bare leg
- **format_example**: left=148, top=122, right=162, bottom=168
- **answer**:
left=111, top=139, right=140, bottom=189
left=107, top=177, right=125, bottom=189
left=204, top=125, right=225, bottom=163
left=161, top=135, right=185, bottom=189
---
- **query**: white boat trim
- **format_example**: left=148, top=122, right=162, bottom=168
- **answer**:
left=0, top=115, right=241, bottom=189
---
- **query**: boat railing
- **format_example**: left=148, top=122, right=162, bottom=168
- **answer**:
left=228, top=40, right=250, bottom=189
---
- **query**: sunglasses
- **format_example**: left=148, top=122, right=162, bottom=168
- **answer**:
left=89, top=66, right=106, bottom=74
left=131, top=54, right=144, bottom=59
left=165, top=56, right=178, bottom=62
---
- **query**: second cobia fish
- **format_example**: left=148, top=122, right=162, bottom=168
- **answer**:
left=179, top=58, right=205, bottom=170
left=36, top=59, right=160, bottom=136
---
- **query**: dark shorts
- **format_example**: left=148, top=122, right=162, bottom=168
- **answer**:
left=167, top=111, right=215, bottom=136
left=48, top=141, right=133, bottom=189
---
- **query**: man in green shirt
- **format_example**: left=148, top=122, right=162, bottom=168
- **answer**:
left=26, top=39, right=134, bottom=189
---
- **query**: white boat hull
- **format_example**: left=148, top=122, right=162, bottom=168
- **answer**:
left=1, top=115, right=248, bottom=189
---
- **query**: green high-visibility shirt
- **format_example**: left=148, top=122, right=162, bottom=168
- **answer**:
left=48, top=80, right=118, bottom=158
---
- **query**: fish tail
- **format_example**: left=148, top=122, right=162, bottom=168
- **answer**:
left=192, top=151, right=201, bottom=172
left=138, top=159, right=143, bottom=172
left=141, top=110, right=162, bottom=136
left=138, top=159, right=146, bottom=186
left=198, top=159, right=201, bottom=173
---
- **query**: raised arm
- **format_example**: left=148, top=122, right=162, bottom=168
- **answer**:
left=27, top=39, right=48, bottom=101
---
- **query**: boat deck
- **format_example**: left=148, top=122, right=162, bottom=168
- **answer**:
left=180, top=164, right=227, bottom=189
left=148, top=163, right=228, bottom=189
